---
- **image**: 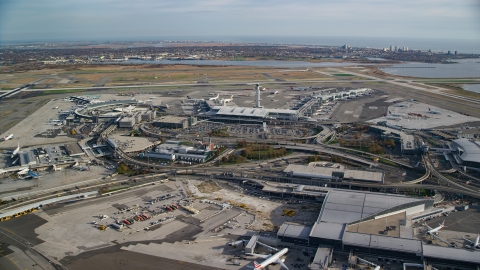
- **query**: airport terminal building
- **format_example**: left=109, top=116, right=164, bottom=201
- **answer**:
left=451, top=138, right=480, bottom=169
left=206, top=106, right=299, bottom=123
left=275, top=188, right=480, bottom=269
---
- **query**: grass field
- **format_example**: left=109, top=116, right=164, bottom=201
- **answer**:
left=332, top=73, right=355, bottom=76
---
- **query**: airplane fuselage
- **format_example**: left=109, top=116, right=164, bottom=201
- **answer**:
left=254, top=248, right=288, bottom=269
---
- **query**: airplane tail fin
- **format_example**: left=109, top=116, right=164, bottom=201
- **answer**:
left=440, top=220, right=445, bottom=227
left=290, top=86, right=293, bottom=89
left=253, top=261, right=262, bottom=269
left=428, top=107, right=431, bottom=111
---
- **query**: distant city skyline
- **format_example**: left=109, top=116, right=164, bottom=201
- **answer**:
left=1, top=0, right=479, bottom=42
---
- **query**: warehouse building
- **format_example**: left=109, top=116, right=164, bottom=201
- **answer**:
left=451, top=138, right=480, bottom=169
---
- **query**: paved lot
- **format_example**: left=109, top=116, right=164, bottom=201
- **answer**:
left=66, top=250, right=226, bottom=270
left=425, top=209, right=480, bottom=234
left=0, top=98, right=78, bottom=150
left=0, top=165, right=110, bottom=200
left=367, top=100, right=479, bottom=129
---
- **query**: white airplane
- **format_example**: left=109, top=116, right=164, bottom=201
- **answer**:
left=463, top=233, right=480, bottom=249
left=208, top=94, right=219, bottom=101
left=2, top=134, right=14, bottom=141
left=187, top=96, right=204, bottom=102
left=227, top=239, right=248, bottom=247
left=425, top=220, right=445, bottom=235
left=386, top=116, right=402, bottom=121
left=222, top=95, right=234, bottom=103
left=248, top=248, right=289, bottom=270
left=11, top=158, right=19, bottom=165
left=290, top=86, right=309, bottom=91
left=389, top=111, right=405, bottom=117
left=17, top=168, right=30, bottom=175
left=428, top=108, right=441, bottom=114
left=11, top=143, right=20, bottom=159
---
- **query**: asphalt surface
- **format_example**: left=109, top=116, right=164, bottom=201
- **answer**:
left=425, top=209, right=480, bottom=234
left=66, top=249, right=226, bottom=270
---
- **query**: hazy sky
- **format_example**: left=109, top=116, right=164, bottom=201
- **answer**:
left=1, top=0, right=479, bottom=42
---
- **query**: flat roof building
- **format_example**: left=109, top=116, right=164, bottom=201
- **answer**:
left=64, top=143, right=85, bottom=157
left=153, top=116, right=188, bottom=129
left=207, top=106, right=298, bottom=122
left=284, top=164, right=384, bottom=183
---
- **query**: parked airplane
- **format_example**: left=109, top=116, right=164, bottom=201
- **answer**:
left=2, top=134, right=14, bottom=141
left=208, top=94, right=219, bottom=101
left=221, top=95, right=234, bottom=103
left=227, top=239, right=248, bottom=247
left=425, top=220, right=445, bottom=235
left=428, top=108, right=441, bottom=114
left=388, top=111, right=405, bottom=117
left=17, top=168, right=30, bottom=175
left=187, top=96, right=205, bottom=102
left=290, top=86, right=309, bottom=91
left=11, top=143, right=20, bottom=159
left=463, top=233, right=480, bottom=249
left=248, top=248, right=289, bottom=269
left=11, top=158, right=19, bottom=165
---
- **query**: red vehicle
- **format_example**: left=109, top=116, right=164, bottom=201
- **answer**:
left=171, top=204, right=179, bottom=209
left=123, top=219, right=131, bottom=225
left=165, top=206, right=172, bottom=212
left=141, top=214, right=149, bottom=219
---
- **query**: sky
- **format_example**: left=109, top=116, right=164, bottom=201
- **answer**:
left=1, top=0, right=480, bottom=42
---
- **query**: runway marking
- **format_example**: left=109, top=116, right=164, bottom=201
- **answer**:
left=443, top=214, right=480, bottom=232
left=368, top=106, right=378, bottom=110
left=344, top=111, right=353, bottom=114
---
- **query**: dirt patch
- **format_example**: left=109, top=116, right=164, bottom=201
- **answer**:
left=196, top=181, right=222, bottom=193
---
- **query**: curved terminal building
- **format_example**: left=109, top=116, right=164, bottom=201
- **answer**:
left=451, top=138, right=480, bottom=169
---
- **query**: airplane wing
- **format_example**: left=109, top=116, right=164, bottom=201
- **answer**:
left=276, top=259, right=289, bottom=270
left=463, top=237, right=474, bottom=245
left=424, top=224, right=433, bottom=231
left=248, top=253, right=270, bottom=259
left=430, top=233, right=450, bottom=246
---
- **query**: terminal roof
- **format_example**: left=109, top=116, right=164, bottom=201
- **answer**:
left=453, top=138, right=480, bottom=163
left=310, top=189, right=425, bottom=240
left=423, top=244, right=480, bottom=264
left=277, top=223, right=312, bottom=239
